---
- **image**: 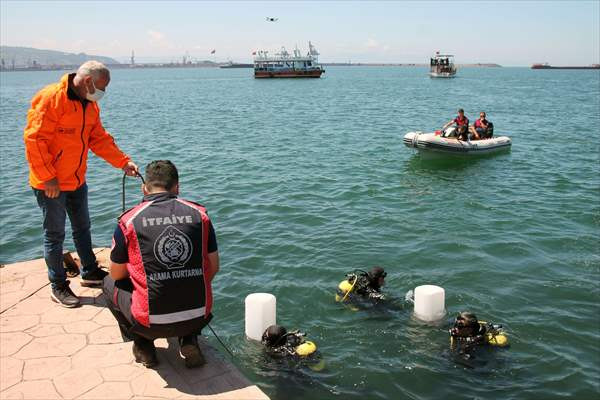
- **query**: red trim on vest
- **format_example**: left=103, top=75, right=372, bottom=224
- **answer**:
left=125, top=224, right=150, bottom=326
left=118, top=201, right=153, bottom=327
left=176, top=198, right=213, bottom=317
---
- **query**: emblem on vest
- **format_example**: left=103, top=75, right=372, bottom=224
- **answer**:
left=154, top=226, right=193, bottom=269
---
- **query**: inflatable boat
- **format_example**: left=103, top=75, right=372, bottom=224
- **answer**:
left=403, top=127, right=511, bottom=156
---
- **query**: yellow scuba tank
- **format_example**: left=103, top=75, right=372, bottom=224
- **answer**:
left=335, top=277, right=357, bottom=302
left=295, top=340, right=317, bottom=357
left=479, top=321, right=509, bottom=347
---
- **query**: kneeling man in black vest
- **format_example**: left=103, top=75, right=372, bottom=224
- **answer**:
left=103, top=160, right=219, bottom=368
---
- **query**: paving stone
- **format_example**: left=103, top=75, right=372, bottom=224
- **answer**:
left=0, top=332, right=33, bottom=357
left=75, top=287, right=103, bottom=305
left=13, top=333, right=86, bottom=359
left=79, top=381, right=133, bottom=399
left=93, top=307, right=119, bottom=326
left=0, top=379, right=60, bottom=399
left=64, top=320, right=101, bottom=334
left=0, top=315, right=39, bottom=333
left=0, top=357, right=23, bottom=391
left=88, top=325, right=124, bottom=344
left=54, top=368, right=103, bottom=399
left=71, top=343, right=133, bottom=369
left=177, top=386, right=270, bottom=399
left=25, top=323, right=65, bottom=337
left=41, top=304, right=101, bottom=324
left=2, top=297, right=57, bottom=316
left=0, top=278, right=24, bottom=294
left=101, top=364, right=146, bottom=382
left=22, top=356, right=71, bottom=380
left=22, top=273, right=49, bottom=294
left=131, top=369, right=192, bottom=398
left=0, top=291, right=24, bottom=314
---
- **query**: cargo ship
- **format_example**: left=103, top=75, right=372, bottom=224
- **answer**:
left=531, top=63, right=600, bottom=70
left=220, top=62, right=253, bottom=68
left=253, top=42, right=324, bottom=78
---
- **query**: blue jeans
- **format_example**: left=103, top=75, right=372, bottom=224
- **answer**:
left=34, top=183, right=99, bottom=289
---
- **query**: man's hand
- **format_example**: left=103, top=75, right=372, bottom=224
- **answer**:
left=44, top=178, right=60, bottom=198
left=122, top=161, right=139, bottom=177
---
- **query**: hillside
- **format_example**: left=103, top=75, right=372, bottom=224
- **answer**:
left=0, top=46, right=119, bottom=68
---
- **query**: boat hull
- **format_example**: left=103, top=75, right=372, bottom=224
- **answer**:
left=254, top=69, right=324, bottom=78
left=429, top=72, right=456, bottom=78
left=531, top=65, right=600, bottom=70
left=403, top=132, right=511, bottom=156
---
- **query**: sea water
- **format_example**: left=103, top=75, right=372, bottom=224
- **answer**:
left=1, top=66, right=598, bottom=399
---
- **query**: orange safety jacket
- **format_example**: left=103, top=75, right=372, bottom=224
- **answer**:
left=24, top=73, right=130, bottom=191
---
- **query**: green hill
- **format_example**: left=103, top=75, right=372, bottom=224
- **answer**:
left=0, top=46, right=119, bottom=68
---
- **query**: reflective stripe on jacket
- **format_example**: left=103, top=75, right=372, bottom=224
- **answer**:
left=24, top=73, right=130, bottom=191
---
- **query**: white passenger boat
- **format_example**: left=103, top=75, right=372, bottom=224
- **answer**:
left=430, top=52, right=457, bottom=78
left=403, top=128, right=511, bottom=156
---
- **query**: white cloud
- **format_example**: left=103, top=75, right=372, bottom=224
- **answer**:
left=366, top=38, right=379, bottom=49
left=147, top=29, right=169, bottom=47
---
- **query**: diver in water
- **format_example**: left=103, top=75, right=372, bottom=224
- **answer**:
left=449, top=312, right=508, bottom=358
left=337, top=266, right=387, bottom=303
left=261, top=325, right=318, bottom=358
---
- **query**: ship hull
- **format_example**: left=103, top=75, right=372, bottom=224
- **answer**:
left=531, top=65, right=600, bottom=70
left=254, top=69, right=324, bottom=78
left=429, top=72, right=456, bottom=78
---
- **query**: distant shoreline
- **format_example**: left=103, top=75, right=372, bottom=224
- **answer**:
left=0, top=62, right=503, bottom=72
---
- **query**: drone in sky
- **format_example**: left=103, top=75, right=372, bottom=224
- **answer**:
left=266, top=17, right=278, bottom=22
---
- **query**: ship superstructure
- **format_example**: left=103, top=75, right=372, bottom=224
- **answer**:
left=430, top=52, right=457, bottom=78
left=253, top=42, right=324, bottom=78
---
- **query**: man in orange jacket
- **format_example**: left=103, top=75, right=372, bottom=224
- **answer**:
left=24, top=60, right=138, bottom=308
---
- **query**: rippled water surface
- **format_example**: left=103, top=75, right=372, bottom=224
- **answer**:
left=1, top=67, right=599, bottom=399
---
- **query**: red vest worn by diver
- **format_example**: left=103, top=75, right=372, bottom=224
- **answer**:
left=117, top=193, right=213, bottom=328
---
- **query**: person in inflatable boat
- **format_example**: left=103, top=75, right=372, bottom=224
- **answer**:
left=261, top=325, right=318, bottom=358
left=449, top=311, right=509, bottom=354
left=469, top=112, right=494, bottom=140
left=442, top=108, right=470, bottom=140
left=336, top=266, right=387, bottom=303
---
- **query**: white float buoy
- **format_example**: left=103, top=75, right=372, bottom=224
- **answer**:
left=414, top=285, right=445, bottom=322
left=245, top=293, right=276, bottom=341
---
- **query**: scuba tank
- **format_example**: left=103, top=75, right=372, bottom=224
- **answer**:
left=336, top=268, right=386, bottom=302
left=449, top=313, right=509, bottom=348
left=262, top=325, right=318, bottom=358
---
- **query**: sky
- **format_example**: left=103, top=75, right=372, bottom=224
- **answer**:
left=1, top=0, right=599, bottom=66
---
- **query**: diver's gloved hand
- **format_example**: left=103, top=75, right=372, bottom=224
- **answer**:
left=369, top=292, right=385, bottom=301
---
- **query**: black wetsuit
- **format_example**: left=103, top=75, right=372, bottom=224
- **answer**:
left=348, top=273, right=385, bottom=301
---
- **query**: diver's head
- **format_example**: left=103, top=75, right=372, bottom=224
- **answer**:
left=261, top=325, right=287, bottom=347
left=143, top=160, right=179, bottom=195
left=451, top=312, right=479, bottom=337
left=367, top=266, right=386, bottom=289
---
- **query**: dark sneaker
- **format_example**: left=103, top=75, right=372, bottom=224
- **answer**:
left=133, top=338, right=158, bottom=368
left=179, top=334, right=206, bottom=368
left=80, top=268, right=108, bottom=287
left=51, top=281, right=80, bottom=308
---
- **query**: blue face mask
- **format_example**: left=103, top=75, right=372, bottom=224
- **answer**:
left=86, top=79, right=105, bottom=102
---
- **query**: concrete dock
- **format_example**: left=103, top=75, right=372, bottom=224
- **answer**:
left=0, top=248, right=269, bottom=400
